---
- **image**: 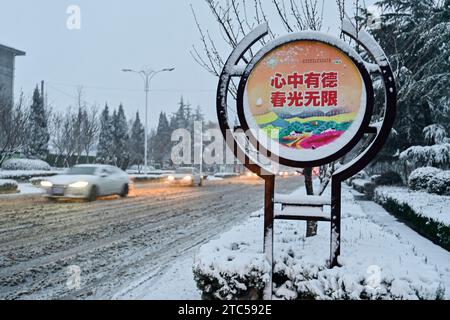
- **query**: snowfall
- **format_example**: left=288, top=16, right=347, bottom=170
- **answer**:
left=122, top=184, right=450, bottom=300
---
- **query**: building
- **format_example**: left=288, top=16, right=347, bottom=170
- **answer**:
left=0, top=43, right=25, bottom=104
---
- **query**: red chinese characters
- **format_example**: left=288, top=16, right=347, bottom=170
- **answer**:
left=269, top=71, right=338, bottom=108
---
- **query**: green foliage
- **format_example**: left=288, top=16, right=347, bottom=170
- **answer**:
left=129, top=111, right=145, bottom=166
left=368, top=0, right=450, bottom=155
left=24, top=86, right=49, bottom=160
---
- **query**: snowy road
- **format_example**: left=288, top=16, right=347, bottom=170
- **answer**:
left=0, top=177, right=301, bottom=299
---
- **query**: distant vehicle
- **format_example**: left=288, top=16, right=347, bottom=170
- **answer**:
left=242, top=171, right=258, bottom=178
left=167, top=167, right=202, bottom=186
left=40, top=164, right=131, bottom=201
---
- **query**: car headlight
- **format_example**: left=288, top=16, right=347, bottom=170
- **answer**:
left=40, top=181, right=53, bottom=187
left=168, top=175, right=175, bottom=181
left=69, top=181, right=89, bottom=188
left=183, top=175, right=192, bottom=181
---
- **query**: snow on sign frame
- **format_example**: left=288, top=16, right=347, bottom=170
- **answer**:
left=236, top=32, right=374, bottom=167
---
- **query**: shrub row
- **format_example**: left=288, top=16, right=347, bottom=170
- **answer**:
left=0, top=179, right=18, bottom=194
left=1, top=159, right=51, bottom=171
left=374, top=190, right=450, bottom=251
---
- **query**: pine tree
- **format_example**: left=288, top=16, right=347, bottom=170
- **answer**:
left=154, top=111, right=171, bottom=167
left=96, top=104, right=114, bottom=164
left=368, top=0, right=450, bottom=156
left=112, top=104, right=130, bottom=169
left=129, top=111, right=145, bottom=168
left=25, top=86, right=49, bottom=160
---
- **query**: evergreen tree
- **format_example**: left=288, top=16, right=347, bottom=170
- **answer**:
left=171, top=96, right=192, bottom=131
left=25, top=86, right=49, bottom=160
left=368, top=0, right=450, bottom=157
left=96, top=104, right=114, bottom=164
left=194, top=105, right=204, bottom=123
left=129, top=111, right=145, bottom=167
left=112, top=104, right=130, bottom=169
left=154, top=111, right=171, bottom=167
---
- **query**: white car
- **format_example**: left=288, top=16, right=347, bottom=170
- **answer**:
left=167, top=167, right=202, bottom=186
left=40, top=164, right=131, bottom=201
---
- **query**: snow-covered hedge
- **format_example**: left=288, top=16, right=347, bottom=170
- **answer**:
left=194, top=190, right=448, bottom=300
left=130, top=174, right=167, bottom=183
left=352, top=179, right=375, bottom=198
left=408, top=167, right=442, bottom=191
left=374, top=187, right=450, bottom=250
left=2, top=159, right=51, bottom=171
left=214, top=172, right=239, bottom=179
left=427, top=171, right=450, bottom=196
left=0, top=179, right=18, bottom=193
left=0, top=170, right=57, bottom=182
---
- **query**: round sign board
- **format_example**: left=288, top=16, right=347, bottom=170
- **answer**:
left=237, top=32, right=374, bottom=167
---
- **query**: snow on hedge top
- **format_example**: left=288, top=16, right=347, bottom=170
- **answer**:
left=2, top=159, right=51, bottom=171
left=0, top=179, right=18, bottom=188
left=375, top=186, right=450, bottom=226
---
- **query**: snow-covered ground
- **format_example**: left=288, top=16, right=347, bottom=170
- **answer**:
left=117, top=252, right=201, bottom=300
left=0, top=183, right=43, bottom=197
left=17, top=183, right=44, bottom=195
left=375, top=186, right=450, bottom=226
left=150, top=185, right=450, bottom=300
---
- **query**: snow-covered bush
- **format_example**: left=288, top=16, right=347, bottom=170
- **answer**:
left=427, top=171, right=450, bottom=196
left=30, top=177, right=46, bottom=186
left=2, top=158, right=51, bottom=171
left=0, top=179, right=18, bottom=193
left=408, top=167, right=442, bottom=191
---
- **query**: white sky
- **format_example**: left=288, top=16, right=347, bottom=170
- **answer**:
left=0, top=0, right=374, bottom=129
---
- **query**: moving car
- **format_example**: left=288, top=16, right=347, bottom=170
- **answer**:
left=40, top=164, right=131, bottom=201
left=167, top=167, right=202, bottom=186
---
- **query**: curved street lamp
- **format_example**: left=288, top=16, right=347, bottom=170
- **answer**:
left=122, top=67, right=175, bottom=170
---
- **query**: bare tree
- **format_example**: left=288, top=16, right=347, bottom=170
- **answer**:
left=0, top=94, right=29, bottom=165
left=81, top=106, right=99, bottom=163
left=192, top=0, right=333, bottom=237
left=50, top=93, right=98, bottom=167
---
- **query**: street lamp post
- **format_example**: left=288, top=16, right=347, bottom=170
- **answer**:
left=122, top=67, right=175, bottom=170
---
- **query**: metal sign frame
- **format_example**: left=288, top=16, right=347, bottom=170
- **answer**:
left=236, top=33, right=375, bottom=168
left=216, top=20, right=396, bottom=299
